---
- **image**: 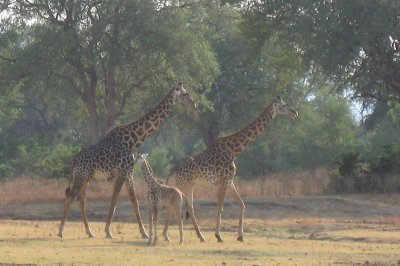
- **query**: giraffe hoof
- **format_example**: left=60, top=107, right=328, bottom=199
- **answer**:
left=142, top=234, right=149, bottom=239
left=105, top=234, right=114, bottom=239
left=197, top=233, right=206, bottom=242
left=57, top=233, right=63, bottom=238
left=215, top=234, right=223, bottom=243
left=237, top=236, right=244, bottom=242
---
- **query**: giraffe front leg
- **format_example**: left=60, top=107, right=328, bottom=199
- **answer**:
left=105, top=177, right=124, bottom=239
left=215, top=183, right=227, bottom=243
left=125, top=179, right=149, bottom=239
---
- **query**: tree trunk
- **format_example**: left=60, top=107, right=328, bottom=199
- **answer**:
left=83, top=89, right=100, bottom=144
left=201, top=112, right=220, bottom=147
left=102, top=4, right=121, bottom=137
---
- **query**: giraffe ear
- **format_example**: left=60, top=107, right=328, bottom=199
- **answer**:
left=173, top=87, right=182, bottom=97
left=277, top=96, right=282, bottom=101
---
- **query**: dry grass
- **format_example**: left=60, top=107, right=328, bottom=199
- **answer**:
left=0, top=169, right=330, bottom=206
left=239, top=168, right=330, bottom=198
left=1, top=219, right=400, bottom=266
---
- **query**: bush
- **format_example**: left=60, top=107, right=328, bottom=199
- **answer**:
left=45, top=144, right=80, bottom=178
left=138, top=146, right=172, bottom=178
left=0, top=164, right=16, bottom=180
left=329, top=146, right=400, bottom=193
left=337, top=152, right=360, bottom=177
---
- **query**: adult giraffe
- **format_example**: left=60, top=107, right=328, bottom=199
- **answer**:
left=58, top=83, right=196, bottom=239
left=167, top=96, right=298, bottom=242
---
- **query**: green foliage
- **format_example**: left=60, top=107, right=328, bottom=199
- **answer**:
left=45, top=144, right=81, bottom=179
left=337, top=152, right=360, bottom=177
left=370, top=146, right=400, bottom=174
left=143, top=146, right=172, bottom=178
left=329, top=146, right=400, bottom=193
left=241, top=0, right=400, bottom=103
left=0, top=0, right=399, bottom=186
left=0, top=164, right=15, bottom=180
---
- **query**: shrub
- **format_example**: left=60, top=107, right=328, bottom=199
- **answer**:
left=0, top=164, right=16, bottom=180
left=329, top=146, right=400, bottom=193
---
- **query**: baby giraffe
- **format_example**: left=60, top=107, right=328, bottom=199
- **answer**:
left=136, top=153, right=185, bottom=245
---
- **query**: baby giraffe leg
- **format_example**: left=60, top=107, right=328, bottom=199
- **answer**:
left=174, top=204, right=184, bottom=245
left=163, top=208, right=171, bottom=242
left=148, top=205, right=154, bottom=245
left=152, top=206, right=159, bottom=244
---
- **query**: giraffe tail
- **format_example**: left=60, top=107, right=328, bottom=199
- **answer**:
left=180, top=192, right=190, bottom=220
left=65, top=171, right=74, bottom=197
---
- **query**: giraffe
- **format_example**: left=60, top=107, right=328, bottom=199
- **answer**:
left=167, top=96, right=298, bottom=242
left=136, top=153, right=185, bottom=245
left=58, top=83, right=196, bottom=239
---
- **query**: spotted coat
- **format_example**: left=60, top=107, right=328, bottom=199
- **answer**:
left=138, top=154, right=185, bottom=245
left=168, top=97, right=299, bottom=243
left=58, top=83, right=196, bottom=239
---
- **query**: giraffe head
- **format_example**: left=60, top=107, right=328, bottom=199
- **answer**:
left=136, top=153, right=148, bottom=164
left=271, top=96, right=299, bottom=118
left=172, top=83, right=197, bottom=108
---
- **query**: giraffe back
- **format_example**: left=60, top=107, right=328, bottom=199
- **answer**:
left=172, top=144, right=236, bottom=185
left=72, top=142, right=134, bottom=182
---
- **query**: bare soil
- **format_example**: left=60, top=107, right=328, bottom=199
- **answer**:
left=2, top=194, right=400, bottom=265
left=2, top=194, right=400, bottom=226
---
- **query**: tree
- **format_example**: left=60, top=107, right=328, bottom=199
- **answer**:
left=1, top=0, right=219, bottom=143
left=239, top=0, right=400, bottom=105
left=191, top=1, right=306, bottom=147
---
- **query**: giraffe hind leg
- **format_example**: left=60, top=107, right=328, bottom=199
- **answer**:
left=58, top=182, right=82, bottom=238
left=228, top=182, right=245, bottom=242
left=173, top=201, right=184, bottom=245
left=153, top=206, right=159, bottom=245
left=58, top=195, right=73, bottom=238
left=105, top=177, right=124, bottom=239
left=215, top=183, right=227, bottom=243
left=182, top=185, right=205, bottom=242
left=125, top=178, right=149, bottom=239
left=78, top=186, right=95, bottom=238
left=163, top=208, right=171, bottom=242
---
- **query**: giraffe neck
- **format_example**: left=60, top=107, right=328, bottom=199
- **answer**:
left=127, top=89, right=176, bottom=149
left=219, top=102, right=277, bottom=158
left=140, top=160, right=161, bottom=188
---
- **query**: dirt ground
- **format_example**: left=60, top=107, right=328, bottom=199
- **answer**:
left=2, top=194, right=400, bottom=265
left=2, top=194, right=400, bottom=222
